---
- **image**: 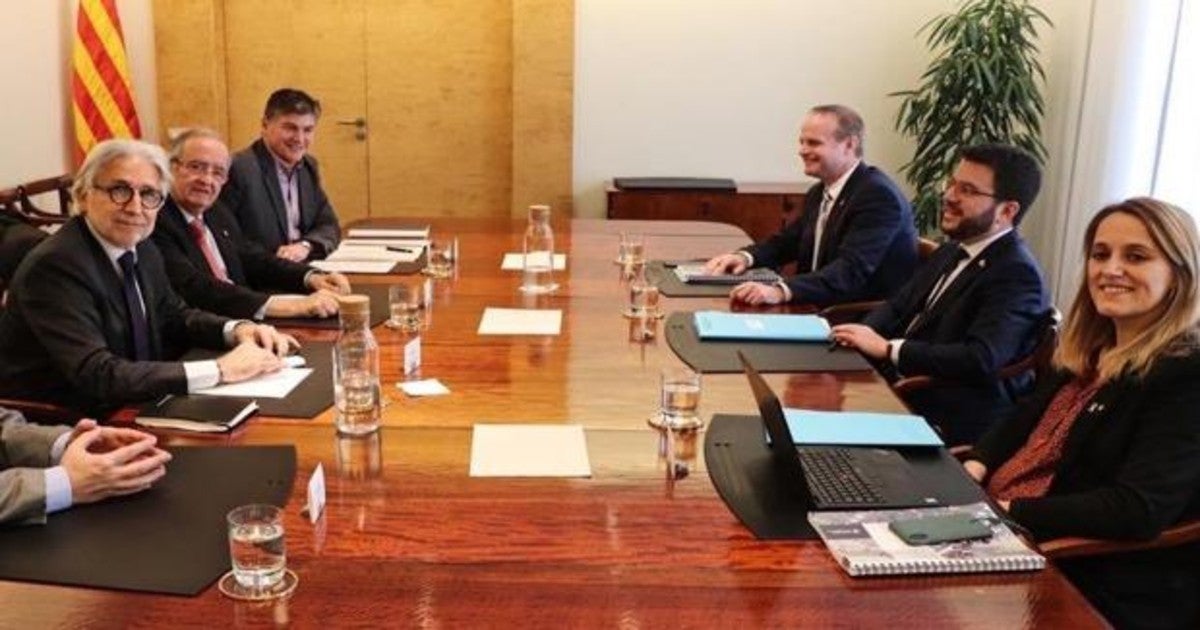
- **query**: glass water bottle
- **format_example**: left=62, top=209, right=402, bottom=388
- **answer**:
left=520, top=204, right=559, bottom=294
left=333, top=294, right=381, bottom=436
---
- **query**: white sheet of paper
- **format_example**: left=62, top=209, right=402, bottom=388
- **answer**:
left=310, top=260, right=398, bottom=274
left=500, top=253, right=567, bottom=271
left=347, top=227, right=430, bottom=239
left=327, top=246, right=421, bottom=263
left=397, top=378, right=450, bottom=397
left=477, top=308, right=562, bottom=336
left=403, top=336, right=421, bottom=376
left=306, top=463, right=326, bottom=524
left=193, top=368, right=313, bottom=399
left=469, top=424, right=591, bottom=477
left=342, top=238, right=430, bottom=249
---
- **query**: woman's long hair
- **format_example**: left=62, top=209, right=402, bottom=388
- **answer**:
left=1055, top=197, right=1200, bottom=381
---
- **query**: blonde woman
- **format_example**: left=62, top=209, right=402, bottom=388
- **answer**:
left=964, top=197, right=1200, bottom=629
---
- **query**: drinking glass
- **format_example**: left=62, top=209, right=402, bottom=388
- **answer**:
left=386, top=285, right=421, bottom=332
left=655, top=366, right=703, bottom=430
left=226, top=504, right=287, bottom=592
left=617, top=232, right=645, bottom=266
left=425, top=240, right=453, bottom=278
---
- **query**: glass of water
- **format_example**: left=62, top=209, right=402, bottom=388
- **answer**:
left=386, top=285, right=421, bottom=332
left=657, top=366, right=703, bottom=430
left=617, top=232, right=645, bottom=266
left=226, top=504, right=287, bottom=593
left=425, top=240, right=454, bottom=278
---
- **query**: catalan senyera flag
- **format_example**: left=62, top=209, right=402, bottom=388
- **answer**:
left=72, top=0, right=142, bottom=166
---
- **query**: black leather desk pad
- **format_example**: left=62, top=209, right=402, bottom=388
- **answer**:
left=704, top=415, right=985, bottom=540
left=646, top=261, right=732, bottom=297
left=664, top=312, right=869, bottom=373
left=0, top=445, right=295, bottom=595
left=263, top=284, right=391, bottom=330
left=183, top=340, right=334, bottom=418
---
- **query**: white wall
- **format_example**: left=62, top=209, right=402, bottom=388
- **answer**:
left=0, top=0, right=156, bottom=185
left=574, top=0, right=1095, bottom=300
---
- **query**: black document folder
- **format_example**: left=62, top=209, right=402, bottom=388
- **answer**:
left=0, top=445, right=296, bottom=595
left=136, top=395, right=258, bottom=432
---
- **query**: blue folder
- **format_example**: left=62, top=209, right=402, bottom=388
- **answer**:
left=781, top=409, right=944, bottom=447
left=693, top=311, right=830, bottom=342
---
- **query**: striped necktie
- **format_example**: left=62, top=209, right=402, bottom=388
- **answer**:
left=810, top=190, right=834, bottom=269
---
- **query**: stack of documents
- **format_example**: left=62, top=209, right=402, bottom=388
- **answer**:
left=781, top=409, right=943, bottom=447
left=694, top=311, right=831, bottom=341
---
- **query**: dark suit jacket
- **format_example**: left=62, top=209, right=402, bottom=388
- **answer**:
left=862, top=231, right=1049, bottom=444
left=969, top=349, right=1200, bottom=628
left=742, top=163, right=917, bottom=306
left=152, top=197, right=312, bottom=319
left=0, top=217, right=231, bottom=414
left=220, top=139, right=341, bottom=259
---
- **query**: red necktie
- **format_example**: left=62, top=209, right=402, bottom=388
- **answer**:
left=187, top=220, right=231, bottom=283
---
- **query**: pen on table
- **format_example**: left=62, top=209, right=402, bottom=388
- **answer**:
left=827, top=338, right=840, bottom=352
left=386, top=246, right=417, bottom=253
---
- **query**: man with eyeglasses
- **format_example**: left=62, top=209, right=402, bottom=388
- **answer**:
left=151, top=128, right=350, bottom=320
left=0, top=139, right=298, bottom=416
left=220, top=88, right=340, bottom=262
left=830, top=144, right=1050, bottom=445
left=703, top=104, right=917, bottom=306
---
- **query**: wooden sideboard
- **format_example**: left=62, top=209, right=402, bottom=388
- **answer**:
left=606, top=181, right=807, bottom=242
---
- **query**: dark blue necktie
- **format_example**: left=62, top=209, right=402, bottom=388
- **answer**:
left=117, top=251, right=151, bottom=361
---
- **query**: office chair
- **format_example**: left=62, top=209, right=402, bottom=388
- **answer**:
left=16, top=174, right=73, bottom=227
left=892, top=308, right=1062, bottom=397
left=817, top=236, right=940, bottom=326
left=1039, top=520, right=1200, bottom=560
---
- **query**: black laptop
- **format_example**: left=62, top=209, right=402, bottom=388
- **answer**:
left=738, top=351, right=939, bottom=510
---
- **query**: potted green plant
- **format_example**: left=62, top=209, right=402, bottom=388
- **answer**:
left=892, top=0, right=1052, bottom=234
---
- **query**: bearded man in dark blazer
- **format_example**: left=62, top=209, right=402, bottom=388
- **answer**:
left=831, top=144, right=1050, bottom=445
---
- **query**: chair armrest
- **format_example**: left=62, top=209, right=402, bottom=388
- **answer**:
left=892, top=374, right=936, bottom=394
left=1039, top=520, right=1200, bottom=560
left=0, top=398, right=82, bottom=425
left=818, top=300, right=883, bottom=326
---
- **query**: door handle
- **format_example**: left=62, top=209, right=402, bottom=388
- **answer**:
left=336, top=117, right=367, bottom=140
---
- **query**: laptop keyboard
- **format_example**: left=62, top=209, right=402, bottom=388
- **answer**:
left=798, top=447, right=887, bottom=507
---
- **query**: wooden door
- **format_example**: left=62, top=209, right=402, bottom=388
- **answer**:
left=222, top=0, right=371, bottom=224
left=364, top=0, right=512, bottom=219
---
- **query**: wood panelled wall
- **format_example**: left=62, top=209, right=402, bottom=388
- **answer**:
left=151, top=0, right=573, bottom=219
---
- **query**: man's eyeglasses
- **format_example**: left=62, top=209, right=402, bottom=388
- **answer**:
left=942, top=178, right=998, bottom=199
left=92, top=183, right=166, bottom=210
left=176, top=159, right=228, bottom=181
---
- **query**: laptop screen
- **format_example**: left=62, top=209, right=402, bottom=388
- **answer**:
left=737, top=351, right=811, bottom=495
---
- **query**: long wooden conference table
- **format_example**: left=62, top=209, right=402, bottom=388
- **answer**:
left=0, top=218, right=1105, bottom=628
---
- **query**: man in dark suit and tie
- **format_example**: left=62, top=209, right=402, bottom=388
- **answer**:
left=220, top=88, right=341, bottom=262
left=0, top=139, right=297, bottom=416
left=152, top=128, right=350, bottom=320
left=1, top=407, right=170, bottom=525
left=704, top=104, right=917, bottom=306
left=830, top=144, right=1050, bottom=445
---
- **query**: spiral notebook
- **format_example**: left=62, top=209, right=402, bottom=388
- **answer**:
left=807, top=502, right=1045, bottom=577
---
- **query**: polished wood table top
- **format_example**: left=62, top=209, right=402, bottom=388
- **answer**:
left=0, top=219, right=1106, bottom=628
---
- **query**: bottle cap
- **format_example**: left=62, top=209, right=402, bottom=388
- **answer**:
left=337, top=294, right=370, bottom=316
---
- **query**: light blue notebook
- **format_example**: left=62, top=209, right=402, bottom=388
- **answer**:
left=782, top=409, right=944, bottom=447
left=693, top=311, right=831, bottom=342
